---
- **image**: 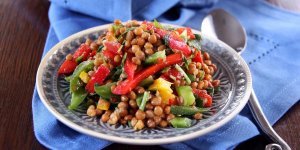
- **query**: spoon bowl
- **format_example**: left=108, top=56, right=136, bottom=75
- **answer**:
left=201, top=9, right=247, bottom=53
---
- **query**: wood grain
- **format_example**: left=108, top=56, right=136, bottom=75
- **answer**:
left=0, top=0, right=298, bottom=149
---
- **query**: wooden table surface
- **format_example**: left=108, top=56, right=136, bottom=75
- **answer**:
left=0, top=0, right=299, bottom=149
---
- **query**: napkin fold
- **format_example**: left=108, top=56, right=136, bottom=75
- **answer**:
left=33, top=0, right=300, bottom=149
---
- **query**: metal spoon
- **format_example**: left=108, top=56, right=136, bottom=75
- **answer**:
left=201, top=9, right=291, bottom=150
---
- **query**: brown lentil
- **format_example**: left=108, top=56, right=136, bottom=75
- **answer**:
left=154, top=106, right=163, bottom=116
left=203, top=52, right=210, bottom=60
left=129, top=91, right=137, bottom=100
left=113, top=55, right=121, bottom=63
left=193, top=113, right=203, bottom=120
left=198, top=81, right=204, bottom=89
left=66, top=54, right=73, bottom=60
left=124, top=115, right=133, bottom=121
left=132, top=57, right=141, bottom=65
left=114, top=19, right=122, bottom=25
left=164, top=106, right=171, bottom=114
left=137, top=87, right=145, bottom=94
left=87, top=105, right=96, bottom=117
left=141, top=32, right=150, bottom=39
left=137, top=37, right=145, bottom=46
left=131, top=117, right=138, bottom=126
left=118, top=108, right=128, bottom=117
left=132, top=45, right=141, bottom=53
left=191, top=82, right=198, bottom=89
left=151, top=97, right=162, bottom=106
left=135, top=110, right=146, bottom=120
left=147, top=119, right=156, bottom=128
left=125, top=40, right=131, bottom=48
left=144, top=42, right=153, bottom=49
left=204, top=60, right=212, bottom=65
left=134, top=27, right=144, bottom=36
left=212, top=80, right=220, bottom=87
left=85, top=38, right=92, bottom=45
left=145, top=110, right=155, bottom=119
left=134, top=120, right=145, bottom=130
left=129, top=99, right=138, bottom=108
left=145, top=102, right=154, bottom=110
left=166, top=114, right=175, bottom=122
left=159, top=120, right=168, bottom=128
left=120, top=96, right=128, bottom=102
left=118, top=101, right=128, bottom=109
left=135, top=50, right=145, bottom=60
left=131, top=38, right=138, bottom=45
left=157, top=45, right=166, bottom=51
left=153, top=116, right=162, bottom=125
left=148, top=34, right=157, bottom=44
left=126, top=31, right=134, bottom=41
left=145, top=48, right=154, bottom=55
left=204, top=74, right=212, bottom=81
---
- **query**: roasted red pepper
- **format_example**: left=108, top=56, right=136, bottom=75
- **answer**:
left=58, top=60, right=77, bottom=75
left=192, top=50, right=203, bottom=63
left=73, top=44, right=92, bottom=61
left=112, top=53, right=183, bottom=95
left=176, top=27, right=195, bottom=39
left=192, top=89, right=212, bottom=107
left=85, top=65, right=110, bottom=93
left=124, top=57, right=137, bottom=80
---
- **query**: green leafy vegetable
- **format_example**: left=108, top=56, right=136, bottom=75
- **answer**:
left=70, top=60, right=94, bottom=93
left=139, top=76, right=154, bottom=87
left=68, top=87, right=88, bottom=110
left=194, top=34, right=201, bottom=40
left=94, top=82, right=116, bottom=100
left=97, top=45, right=104, bottom=52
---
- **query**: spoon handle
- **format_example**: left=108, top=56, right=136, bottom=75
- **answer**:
left=248, top=90, right=291, bottom=150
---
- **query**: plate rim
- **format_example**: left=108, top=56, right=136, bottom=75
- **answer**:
left=36, top=23, right=252, bottom=145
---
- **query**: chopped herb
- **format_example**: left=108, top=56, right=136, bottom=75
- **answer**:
left=194, top=34, right=201, bottom=40
left=175, top=64, right=191, bottom=85
left=183, top=56, right=191, bottom=70
left=75, top=55, right=83, bottom=63
left=97, top=45, right=104, bottom=52
left=198, top=70, right=205, bottom=80
left=188, top=39, right=201, bottom=50
left=153, top=19, right=162, bottom=28
left=162, top=34, right=170, bottom=46
left=207, top=87, right=215, bottom=96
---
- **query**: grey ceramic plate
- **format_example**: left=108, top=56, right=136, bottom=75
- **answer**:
left=36, top=24, right=252, bottom=145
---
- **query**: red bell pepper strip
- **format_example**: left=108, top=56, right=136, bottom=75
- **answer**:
left=73, top=44, right=92, bottom=61
left=192, top=50, right=203, bottom=63
left=85, top=65, right=110, bottom=93
left=143, top=21, right=192, bottom=56
left=176, top=27, right=195, bottom=39
left=124, top=57, right=137, bottom=80
left=112, top=53, right=183, bottom=95
left=192, top=89, right=212, bottom=107
left=58, top=60, right=77, bottom=75
left=104, top=41, right=121, bottom=55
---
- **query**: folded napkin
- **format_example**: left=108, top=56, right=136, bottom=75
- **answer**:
left=32, top=0, right=300, bottom=149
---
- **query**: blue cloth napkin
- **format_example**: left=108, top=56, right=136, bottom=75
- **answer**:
left=32, top=0, right=300, bottom=149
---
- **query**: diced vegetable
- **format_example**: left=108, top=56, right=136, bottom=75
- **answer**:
left=97, top=99, right=110, bottom=110
left=68, top=87, right=88, bottom=110
left=79, top=71, right=90, bottom=83
left=192, top=89, right=213, bottom=107
left=188, top=39, right=202, bottom=50
left=73, top=44, right=92, bottom=61
left=145, top=50, right=166, bottom=64
left=174, top=64, right=191, bottom=85
left=149, top=78, right=175, bottom=103
left=139, top=91, right=150, bottom=111
left=94, top=82, right=116, bottom=100
left=176, top=86, right=195, bottom=106
left=176, top=27, right=195, bottom=39
left=85, top=64, right=110, bottom=93
left=192, top=50, right=203, bottom=63
left=58, top=60, right=77, bottom=75
left=136, top=94, right=143, bottom=107
left=171, top=105, right=207, bottom=116
left=170, top=117, right=192, bottom=128
left=112, top=53, right=182, bottom=95
left=70, top=60, right=94, bottom=93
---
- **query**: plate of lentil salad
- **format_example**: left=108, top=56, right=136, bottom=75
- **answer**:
left=36, top=20, right=252, bottom=145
